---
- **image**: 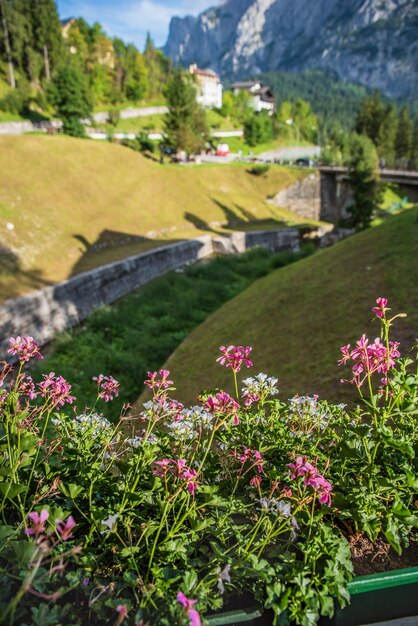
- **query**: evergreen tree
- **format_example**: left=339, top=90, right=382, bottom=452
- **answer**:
left=411, top=115, right=418, bottom=169
left=395, top=105, right=413, bottom=165
left=29, top=0, right=61, bottom=82
left=48, top=65, right=92, bottom=136
left=244, top=112, right=273, bottom=147
left=376, top=104, right=397, bottom=168
left=0, top=0, right=16, bottom=87
left=347, top=133, right=381, bottom=230
left=163, top=69, right=208, bottom=155
left=355, top=90, right=385, bottom=145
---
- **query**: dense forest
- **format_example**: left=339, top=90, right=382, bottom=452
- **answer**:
left=0, top=0, right=171, bottom=115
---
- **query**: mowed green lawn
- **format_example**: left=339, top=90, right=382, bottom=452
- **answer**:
left=0, top=135, right=317, bottom=302
left=160, top=208, right=418, bottom=406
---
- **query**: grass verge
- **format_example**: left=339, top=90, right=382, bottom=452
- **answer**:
left=161, top=208, right=418, bottom=406
left=33, top=245, right=315, bottom=419
left=0, top=135, right=318, bottom=302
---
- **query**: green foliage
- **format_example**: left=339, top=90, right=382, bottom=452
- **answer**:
left=244, top=111, right=273, bottom=147
left=260, top=69, right=370, bottom=131
left=355, top=90, right=385, bottom=145
left=248, top=164, right=270, bottom=176
left=395, top=105, right=413, bottom=163
left=276, top=98, right=318, bottom=143
left=0, top=0, right=172, bottom=116
left=48, top=65, right=92, bottom=136
left=163, top=69, right=208, bottom=155
left=347, top=134, right=382, bottom=230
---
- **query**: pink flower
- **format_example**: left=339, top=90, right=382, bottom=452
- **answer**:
left=182, top=468, right=199, bottom=495
left=144, top=369, right=173, bottom=390
left=242, top=390, right=260, bottom=407
left=116, top=604, right=129, bottom=624
left=8, top=336, right=43, bottom=364
left=56, top=515, right=76, bottom=541
left=177, top=592, right=201, bottom=626
left=338, top=334, right=400, bottom=388
left=249, top=475, right=262, bottom=488
left=287, top=456, right=306, bottom=479
left=153, top=458, right=173, bottom=478
left=216, top=345, right=253, bottom=373
left=18, top=375, right=37, bottom=400
left=287, top=457, right=332, bottom=507
left=93, top=374, right=119, bottom=402
left=25, top=509, right=49, bottom=537
left=203, top=391, right=239, bottom=422
left=38, top=373, right=76, bottom=406
left=372, top=297, right=388, bottom=318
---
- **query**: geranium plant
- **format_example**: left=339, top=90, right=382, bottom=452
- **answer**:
left=0, top=299, right=416, bottom=626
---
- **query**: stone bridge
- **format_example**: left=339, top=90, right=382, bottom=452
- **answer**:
left=319, top=167, right=418, bottom=224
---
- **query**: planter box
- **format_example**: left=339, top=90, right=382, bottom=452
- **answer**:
left=205, top=567, right=418, bottom=626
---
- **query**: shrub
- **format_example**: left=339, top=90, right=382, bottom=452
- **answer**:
left=248, top=164, right=270, bottom=176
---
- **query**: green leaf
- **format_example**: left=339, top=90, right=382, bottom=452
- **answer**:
left=384, top=517, right=402, bottom=554
left=0, top=525, right=15, bottom=540
left=11, top=540, right=37, bottom=566
left=405, top=468, right=418, bottom=490
left=59, top=483, right=84, bottom=499
left=183, top=569, right=198, bottom=592
left=0, top=482, right=27, bottom=499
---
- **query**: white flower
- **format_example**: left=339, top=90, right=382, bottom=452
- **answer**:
left=101, top=513, right=118, bottom=534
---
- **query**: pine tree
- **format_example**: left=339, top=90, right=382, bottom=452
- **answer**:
left=348, top=133, right=381, bottom=230
left=411, top=115, right=418, bottom=169
left=163, top=69, right=208, bottom=156
left=355, top=91, right=385, bottom=145
left=395, top=106, right=413, bottom=166
left=48, top=65, right=92, bottom=136
left=29, top=0, right=62, bottom=82
left=376, top=104, right=397, bottom=168
left=0, top=0, right=16, bottom=87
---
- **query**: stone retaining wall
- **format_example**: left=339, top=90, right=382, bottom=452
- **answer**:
left=0, top=228, right=300, bottom=355
left=268, top=173, right=321, bottom=221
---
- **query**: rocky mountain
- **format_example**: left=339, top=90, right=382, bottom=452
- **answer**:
left=164, top=0, right=418, bottom=99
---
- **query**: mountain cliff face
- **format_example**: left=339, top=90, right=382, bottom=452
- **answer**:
left=164, top=0, right=418, bottom=99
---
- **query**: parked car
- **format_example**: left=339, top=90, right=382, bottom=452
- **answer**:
left=294, top=157, right=315, bottom=167
left=216, top=143, right=230, bottom=156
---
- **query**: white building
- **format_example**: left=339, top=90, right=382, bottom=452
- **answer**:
left=232, top=81, right=275, bottom=115
left=189, top=64, right=223, bottom=109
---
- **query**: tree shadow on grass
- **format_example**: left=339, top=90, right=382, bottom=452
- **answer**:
left=210, top=198, right=288, bottom=231
left=70, top=229, right=185, bottom=277
left=0, top=245, right=51, bottom=301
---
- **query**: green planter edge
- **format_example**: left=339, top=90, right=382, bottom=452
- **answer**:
left=205, top=566, right=418, bottom=626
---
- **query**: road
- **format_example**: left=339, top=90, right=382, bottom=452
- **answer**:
left=257, top=145, right=321, bottom=162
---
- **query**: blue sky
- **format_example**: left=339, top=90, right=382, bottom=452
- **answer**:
left=56, top=0, right=215, bottom=50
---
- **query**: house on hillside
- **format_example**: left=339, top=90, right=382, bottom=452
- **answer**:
left=189, top=64, right=223, bottom=109
left=60, top=18, right=76, bottom=39
left=232, top=81, right=275, bottom=115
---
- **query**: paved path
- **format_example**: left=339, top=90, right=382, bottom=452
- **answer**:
left=257, top=145, right=321, bottom=162
left=92, top=105, right=168, bottom=124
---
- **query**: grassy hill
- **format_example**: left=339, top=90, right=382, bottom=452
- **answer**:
left=160, top=208, right=418, bottom=406
left=0, top=135, right=316, bottom=302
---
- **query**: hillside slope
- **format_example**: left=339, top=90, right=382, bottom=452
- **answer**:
left=165, top=0, right=418, bottom=99
left=0, top=135, right=312, bottom=302
left=162, top=209, right=418, bottom=405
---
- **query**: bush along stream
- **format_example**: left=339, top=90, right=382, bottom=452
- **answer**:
left=32, top=245, right=315, bottom=419
left=0, top=297, right=417, bottom=626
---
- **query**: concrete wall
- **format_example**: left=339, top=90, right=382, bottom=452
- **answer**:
left=319, top=170, right=353, bottom=224
left=0, top=228, right=300, bottom=355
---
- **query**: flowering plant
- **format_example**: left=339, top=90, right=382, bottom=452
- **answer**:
left=0, top=299, right=416, bottom=626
